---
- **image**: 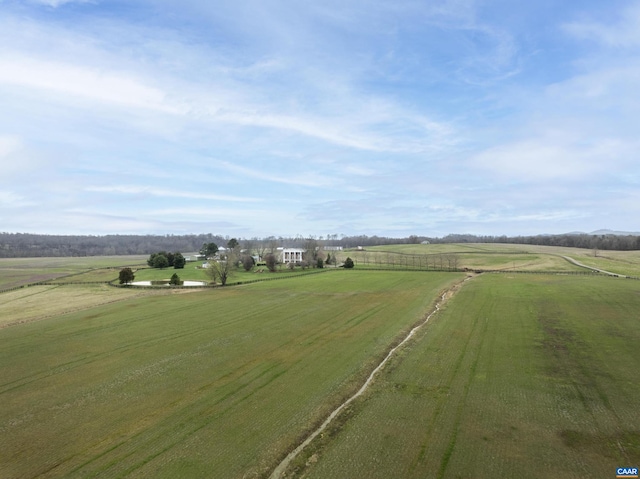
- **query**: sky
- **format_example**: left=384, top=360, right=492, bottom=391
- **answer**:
left=1, top=0, right=639, bottom=238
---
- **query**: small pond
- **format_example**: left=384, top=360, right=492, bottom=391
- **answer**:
left=129, top=280, right=208, bottom=287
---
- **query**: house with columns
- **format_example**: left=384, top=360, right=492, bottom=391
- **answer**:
left=279, top=247, right=306, bottom=264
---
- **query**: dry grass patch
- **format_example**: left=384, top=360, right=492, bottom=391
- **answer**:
left=0, top=285, right=161, bottom=328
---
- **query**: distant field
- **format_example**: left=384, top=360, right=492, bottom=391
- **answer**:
left=474, top=244, right=640, bottom=277
left=0, top=270, right=461, bottom=479
left=292, top=274, right=640, bottom=478
left=0, top=256, right=147, bottom=290
left=343, top=246, right=584, bottom=272
left=345, top=243, right=640, bottom=276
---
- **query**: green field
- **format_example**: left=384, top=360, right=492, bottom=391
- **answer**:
left=2, top=245, right=639, bottom=479
left=130, top=261, right=322, bottom=285
left=290, top=274, right=640, bottom=478
left=0, top=270, right=461, bottom=479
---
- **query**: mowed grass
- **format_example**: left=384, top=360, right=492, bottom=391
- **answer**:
left=0, top=270, right=461, bottom=479
left=295, top=274, right=640, bottom=479
left=132, top=261, right=325, bottom=284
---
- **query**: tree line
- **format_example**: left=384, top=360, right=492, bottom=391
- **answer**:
left=431, top=233, right=640, bottom=251
left=1, top=231, right=639, bottom=258
left=0, top=233, right=229, bottom=257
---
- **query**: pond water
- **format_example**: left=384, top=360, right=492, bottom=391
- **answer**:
left=129, top=280, right=208, bottom=287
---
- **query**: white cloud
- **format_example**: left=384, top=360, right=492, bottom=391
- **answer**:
left=0, top=191, right=35, bottom=207
left=214, top=161, right=336, bottom=188
left=1, top=1, right=638, bottom=237
left=29, top=0, right=91, bottom=7
left=0, top=55, right=184, bottom=114
left=470, top=137, right=629, bottom=181
left=564, top=4, right=640, bottom=48
left=0, top=135, right=21, bottom=158
left=85, top=185, right=260, bottom=203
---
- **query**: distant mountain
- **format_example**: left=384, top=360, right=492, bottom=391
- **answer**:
left=560, top=229, right=640, bottom=236
left=589, top=229, right=640, bottom=236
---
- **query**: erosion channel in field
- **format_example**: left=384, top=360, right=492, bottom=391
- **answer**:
left=269, top=274, right=475, bottom=479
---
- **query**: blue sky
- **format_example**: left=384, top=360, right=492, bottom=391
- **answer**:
left=1, top=0, right=638, bottom=238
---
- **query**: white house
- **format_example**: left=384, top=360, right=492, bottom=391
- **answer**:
left=280, top=248, right=306, bottom=264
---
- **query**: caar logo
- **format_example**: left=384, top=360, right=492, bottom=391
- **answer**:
left=617, top=467, right=638, bottom=478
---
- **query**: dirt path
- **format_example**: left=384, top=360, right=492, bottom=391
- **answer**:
left=268, top=274, right=475, bottom=479
left=561, top=255, right=625, bottom=277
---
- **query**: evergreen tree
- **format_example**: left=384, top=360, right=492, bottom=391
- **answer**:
left=118, top=267, right=135, bottom=284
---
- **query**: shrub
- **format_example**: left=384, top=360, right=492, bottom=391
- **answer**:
left=344, top=257, right=354, bottom=269
left=265, top=253, right=277, bottom=272
left=242, top=255, right=255, bottom=272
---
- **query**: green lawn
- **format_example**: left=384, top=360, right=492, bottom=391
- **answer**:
left=0, top=270, right=461, bottom=479
left=293, top=274, right=640, bottom=479
left=131, top=261, right=329, bottom=285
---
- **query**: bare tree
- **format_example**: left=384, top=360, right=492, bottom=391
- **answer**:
left=243, top=238, right=255, bottom=256
left=205, top=252, right=236, bottom=286
left=267, top=237, right=278, bottom=254
left=304, top=237, right=319, bottom=263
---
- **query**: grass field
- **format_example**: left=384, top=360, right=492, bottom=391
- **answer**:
left=131, top=262, right=323, bottom=285
left=2, top=245, right=639, bottom=479
left=0, top=285, right=165, bottom=328
left=0, top=256, right=147, bottom=290
left=290, top=274, right=640, bottom=478
left=0, top=270, right=461, bottom=479
left=344, top=248, right=584, bottom=272
left=344, top=243, right=640, bottom=275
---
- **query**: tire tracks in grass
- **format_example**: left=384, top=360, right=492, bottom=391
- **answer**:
left=0, top=315, right=243, bottom=396
left=269, top=275, right=475, bottom=479
left=43, top=294, right=393, bottom=477
left=407, top=294, right=485, bottom=475
left=436, top=307, right=488, bottom=479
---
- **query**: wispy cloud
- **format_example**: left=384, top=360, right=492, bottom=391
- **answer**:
left=0, top=1, right=638, bottom=236
left=29, top=0, right=92, bottom=7
left=214, top=161, right=336, bottom=188
left=563, top=3, right=640, bottom=48
left=85, top=185, right=260, bottom=203
left=0, top=55, right=183, bottom=114
left=0, top=191, right=35, bottom=208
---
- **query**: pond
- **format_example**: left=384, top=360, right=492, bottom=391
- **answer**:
left=129, top=280, right=209, bottom=287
